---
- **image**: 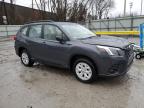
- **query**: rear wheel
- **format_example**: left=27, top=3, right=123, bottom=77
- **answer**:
left=73, top=58, right=97, bottom=83
left=20, top=49, right=34, bottom=67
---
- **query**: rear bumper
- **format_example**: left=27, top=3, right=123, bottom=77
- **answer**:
left=14, top=45, right=19, bottom=56
left=95, top=53, right=134, bottom=77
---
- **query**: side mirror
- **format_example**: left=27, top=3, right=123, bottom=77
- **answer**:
left=56, top=36, right=64, bottom=43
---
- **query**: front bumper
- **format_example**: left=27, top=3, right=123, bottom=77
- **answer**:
left=96, top=52, right=134, bottom=77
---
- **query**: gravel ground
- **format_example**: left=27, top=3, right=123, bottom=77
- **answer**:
left=0, top=38, right=144, bottom=108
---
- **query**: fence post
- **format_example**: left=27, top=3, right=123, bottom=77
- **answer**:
left=88, top=20, right=91, bottom=30
left=131, top=16, right=134, bottom=31
left=131, top=16, right=134, bottom=37
left=5, top=25, right=8, bottom=37
left=100, top=20, right=101, bottom=31
left=115, top=18, right=116, bottom=31
left=107, top=19, right=109, bottom=31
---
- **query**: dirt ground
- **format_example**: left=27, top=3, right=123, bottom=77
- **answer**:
left=0, top=38, right=144, bottom=108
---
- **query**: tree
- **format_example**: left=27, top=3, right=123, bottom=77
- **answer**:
left=87, top=0, right=114, bottom=19
left=67, top=0, right=88, bottom=22
left=31, top=0, right=114, bottom=22
left=9, top=0, right=16, bottom=24
left=47, top=0, right=89, bottom=22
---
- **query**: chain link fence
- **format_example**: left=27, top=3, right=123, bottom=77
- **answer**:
left=0, top=25, right=21, bottom=39
left=0, top=16, right=144, bottom=40
left=80, top=15, right=144, bottom=32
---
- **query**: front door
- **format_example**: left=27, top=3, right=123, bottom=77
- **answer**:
left=42, top=24, right=70, bottom=67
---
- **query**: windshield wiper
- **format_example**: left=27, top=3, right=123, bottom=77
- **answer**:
left=80, top=36, right=96, bottom=40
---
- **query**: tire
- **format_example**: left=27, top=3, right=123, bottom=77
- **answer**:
left=20, top=49, right=34, bottom=67
left=72, top=58, right=97, bottom=83
left=135, top=54, right=141, bottom=59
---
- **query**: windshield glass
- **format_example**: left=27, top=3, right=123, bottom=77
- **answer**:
left=61, top=24, right=96, bottom=39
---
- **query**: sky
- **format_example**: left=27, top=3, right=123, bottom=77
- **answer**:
left=111, top=0, right=144, bottom=16
left=1, top=0, right=144, bottom=17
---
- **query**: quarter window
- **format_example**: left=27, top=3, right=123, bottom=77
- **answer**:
left=29, top=25, right=42, bottom=38
left=43, top=25, right=63, bottom=40
left=21, top=27, right=28, bottom=36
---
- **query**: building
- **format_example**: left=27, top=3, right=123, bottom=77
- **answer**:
left=0, top=1, right=56, bottom=25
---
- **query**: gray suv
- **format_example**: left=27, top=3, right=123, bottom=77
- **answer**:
left=15, top=20, right=134, bottom=83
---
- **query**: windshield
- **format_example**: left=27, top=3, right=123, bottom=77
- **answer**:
left=61, top=24, right=96, bottom=39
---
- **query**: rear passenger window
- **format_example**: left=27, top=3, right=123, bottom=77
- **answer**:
left=21, top=27, right=28, bottom=36
left=29, top=25, right=42, bottom=38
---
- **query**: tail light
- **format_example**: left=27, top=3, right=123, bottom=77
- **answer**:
left=11, top=35, right=16, bottom=40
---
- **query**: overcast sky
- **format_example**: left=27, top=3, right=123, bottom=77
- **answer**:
left=111, top=0, right=144, bottom=16
left=2, top=0, right=144, bottom=17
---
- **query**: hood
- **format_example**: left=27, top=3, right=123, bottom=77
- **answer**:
left=80, top=36, right=130, bottom=48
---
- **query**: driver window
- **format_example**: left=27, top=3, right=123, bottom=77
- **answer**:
left=43, top=25, right=63, bottom=41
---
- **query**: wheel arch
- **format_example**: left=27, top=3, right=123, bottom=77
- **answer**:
left=69, top=54, right=98, bottom=72
left=18, top=47, right=27, bottom=57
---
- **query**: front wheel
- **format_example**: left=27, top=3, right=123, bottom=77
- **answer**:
left=135, top=53, right=141, bottom=59
left=73, top=58, right=97, bottom=83
left=20, top=49, right=34, bottom=67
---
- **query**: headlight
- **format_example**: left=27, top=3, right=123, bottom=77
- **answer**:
left=97, top=45, right=124, bottom=56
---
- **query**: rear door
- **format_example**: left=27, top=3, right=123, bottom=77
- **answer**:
left=26, top=24, right=46, bottom=61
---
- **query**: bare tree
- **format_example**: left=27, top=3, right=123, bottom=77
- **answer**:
left=49, top=0, right=68, bottom=21
left=45, top=0, right=89, bottom=22
left=67, top=0, right=89, bottom=22
left=9, top=0, right=16, bottom=24
left=87, top=0, right=114, bottom=19
left=32, top=0, right=114, bottom=22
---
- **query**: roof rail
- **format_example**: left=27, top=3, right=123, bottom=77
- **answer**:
left=24, top=20, right=54, bottom=24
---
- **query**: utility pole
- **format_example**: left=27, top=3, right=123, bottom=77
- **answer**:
left=141, top=0, right=143, bottom=15
left=124, top=0, right=127, bottom=16
left=129, top=2, right=133, bottom=16
left=64, top=0, right=67, bottom=21
left=32, top=0, right=34, bottom=9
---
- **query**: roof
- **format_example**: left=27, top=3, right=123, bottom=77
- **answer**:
left=24, top=20, right=77, bottom=26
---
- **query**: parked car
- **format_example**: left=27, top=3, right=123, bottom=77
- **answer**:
left=14, top=20, right=134, bottom=83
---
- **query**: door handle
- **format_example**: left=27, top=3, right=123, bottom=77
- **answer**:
left=42, top=41, right=46, bottom=44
